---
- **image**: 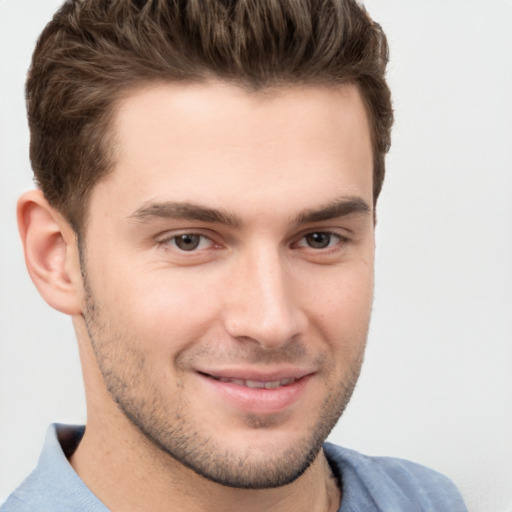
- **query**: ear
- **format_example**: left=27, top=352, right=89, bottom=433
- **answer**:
left=17, top=189, right=84, bottom=315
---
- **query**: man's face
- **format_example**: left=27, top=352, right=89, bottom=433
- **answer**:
left=79, top=82, right=375, bottom=488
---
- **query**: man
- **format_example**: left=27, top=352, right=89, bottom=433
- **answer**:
left=1, top=0, right=468, bottom=510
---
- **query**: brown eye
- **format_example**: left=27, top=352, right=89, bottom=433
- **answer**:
left=304, top=232, right=335, bottom=249
left=173, top=234, right=202, bottom=251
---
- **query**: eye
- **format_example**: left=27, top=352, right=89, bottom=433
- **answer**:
left=167, top=233, right=213, bottom=251
left=297, top=232, right=343, bottom=249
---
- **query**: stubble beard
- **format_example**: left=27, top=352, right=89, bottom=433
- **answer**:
left=80, top=267, right=366, bottom=489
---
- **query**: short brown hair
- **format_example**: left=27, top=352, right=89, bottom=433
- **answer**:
left=27, top=0, right=393, bottom=232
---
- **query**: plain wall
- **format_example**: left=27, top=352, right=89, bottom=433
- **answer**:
left=1, top=1, right=511, bottom=510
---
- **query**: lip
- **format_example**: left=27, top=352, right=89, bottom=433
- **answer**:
left=195, top=367, right=315, bottom=415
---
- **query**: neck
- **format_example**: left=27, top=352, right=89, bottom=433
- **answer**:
left=70, top=412, right=341, bottom=512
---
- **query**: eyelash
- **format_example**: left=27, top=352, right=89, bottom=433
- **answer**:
left=294, top=231, right=347, bottom=250
left=157, top=230, right=348, bottom=253
left=158, top=233, right=215, bottom=252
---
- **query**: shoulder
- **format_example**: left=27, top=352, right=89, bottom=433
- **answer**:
left=1, top=424, right=107, bottom=512
left=1, top=472, right=48, bottom=512
left=323, top=442, right=468, bottom=512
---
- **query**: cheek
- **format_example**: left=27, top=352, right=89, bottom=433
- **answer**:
left=301, top=262, right=374, bottom=342
left=96, top=264, right=223, bottom=353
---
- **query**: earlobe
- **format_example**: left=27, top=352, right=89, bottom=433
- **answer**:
left=17, top=190, right=83, bottom=316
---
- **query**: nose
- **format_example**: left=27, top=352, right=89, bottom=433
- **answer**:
left=223, top=245, right=305, bottom=349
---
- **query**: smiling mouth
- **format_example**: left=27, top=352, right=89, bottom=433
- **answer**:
left=207, top=375, right=297, bottom=389
left=197, top=371, right=312, bottom=414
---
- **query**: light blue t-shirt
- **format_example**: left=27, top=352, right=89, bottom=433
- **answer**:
left=1, top=424, right=467, bottom=511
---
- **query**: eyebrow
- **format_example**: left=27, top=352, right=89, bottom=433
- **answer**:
left=129, top=201, right=243, bottom=228
left=293, top=196, right=371, bottom=226
left=129, top=196, right=371, bottom=228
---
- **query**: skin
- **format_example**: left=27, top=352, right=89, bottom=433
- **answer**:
left=18, top=82, right=375, bottom=512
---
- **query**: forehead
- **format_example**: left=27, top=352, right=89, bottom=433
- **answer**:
left=90, top=81, right=373, bottom=223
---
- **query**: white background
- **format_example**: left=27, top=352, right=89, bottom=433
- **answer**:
left=1, top=1, right=511, bottom=510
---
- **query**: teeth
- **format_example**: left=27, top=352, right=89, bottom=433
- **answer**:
left=213, top=376, right=296, bottom=389
left=246, top=380, right=265, bottom=389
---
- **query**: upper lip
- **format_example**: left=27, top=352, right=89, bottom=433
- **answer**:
left=195, top=367, right=315, bottom=382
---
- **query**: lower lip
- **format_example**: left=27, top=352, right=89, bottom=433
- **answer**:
left=197, top=374, right=312, bottom=415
